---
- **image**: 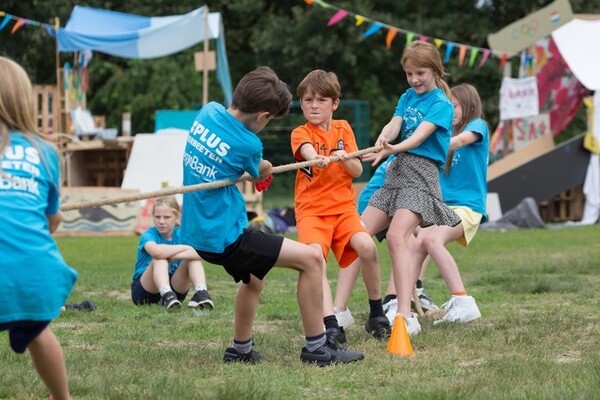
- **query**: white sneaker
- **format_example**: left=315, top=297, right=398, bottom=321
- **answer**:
left=334, top=307, right=355, bottom=329
left=403, top=314, right=422, bottom=336
left=384, top=299, right=398, bottom=325
left=433, top=296, right=481, bottom=325
left=389, top=312, right=421, bottom=336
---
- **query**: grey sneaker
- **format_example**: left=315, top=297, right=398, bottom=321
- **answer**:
left=365, top=315, right=392, bottom=340
left=160, top=291, right=181, bottom=309
left=188, top=290, right=214, bottom=309
left=300, top=342, right=364, bottom=366
left=223, top=347, right=262, bottom=364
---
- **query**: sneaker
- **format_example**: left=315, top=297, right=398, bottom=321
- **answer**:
left=382, top=297, right=397, bottom=314
left=188, top=290, right=214, bottom=309
left=364, top=315, right=392, bottom=340
left=160, top=291, right=181, bottom=309
left=300, top=342, right=364, bottom=366
left=325, top=326, right=347, bottom=345
left=223, top=347, right=262, bottom=364
left=404, top=314, right=422, bottom=336
left=412, top=288, right=440, bottom=312
left=387, top=309, right=421, bottom=336
left=433, top=296, right=481, bottom=325
left=384, top=299, right=398, bottom=325
left=334, top=307, right=355, bottom=329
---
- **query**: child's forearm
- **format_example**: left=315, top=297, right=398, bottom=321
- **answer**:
left=149, top=244, right=197, bottom=260
left=165, top=248, right=202, bottom=261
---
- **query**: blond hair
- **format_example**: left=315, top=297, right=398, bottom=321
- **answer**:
left=401, top=41, right=452, bottom=98
left=0, top=56, right=59, bottom=179
left=152, top=196, right=181, bottom=216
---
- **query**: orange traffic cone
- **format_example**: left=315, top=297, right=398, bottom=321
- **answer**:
left=386, top=315, right=414, bottom=357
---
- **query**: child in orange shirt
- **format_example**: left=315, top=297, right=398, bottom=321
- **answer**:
left=291, top=70, right=391, bottom=344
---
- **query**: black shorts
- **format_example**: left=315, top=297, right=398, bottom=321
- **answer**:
left=197, top=230, right=283, bottom=284
left=375, top=227, right=388, bottom=242
left=130, top=277, right=188, bottom=305
left=0, top=320, right=50, bottom=353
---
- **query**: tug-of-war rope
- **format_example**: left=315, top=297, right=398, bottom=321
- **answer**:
left=60, top=145, right=382, bottom=212
left=59, top=143, right=440, bottom=318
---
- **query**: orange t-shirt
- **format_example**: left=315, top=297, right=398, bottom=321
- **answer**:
left=291, top=120, right=359, bottom=221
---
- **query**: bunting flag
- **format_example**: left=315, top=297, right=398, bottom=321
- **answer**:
left=386, top=28, right=397, bottom=49
left=304, top=0, right=507, bottom=69
left=11, top=17, right=26, bottom=34
left=327, top=10, right=348, bottom=26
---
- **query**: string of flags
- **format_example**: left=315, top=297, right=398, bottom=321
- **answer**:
left=303, top=0, right=509, bottom=70
left=0, top=11, right=57, bottom=35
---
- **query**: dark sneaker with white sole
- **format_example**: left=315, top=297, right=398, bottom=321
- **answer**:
left=188, top=290, right=214, bottom=309
left=300, top=342, right=364, bottom=366
left=365, top=315, right=392, bottom=340
left=223, top=347, right=262, bottom=364
left=160, top=291, right=181, bottom=309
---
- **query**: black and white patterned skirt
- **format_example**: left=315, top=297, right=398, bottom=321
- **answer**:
left=369, top=152, right=461, bottom=228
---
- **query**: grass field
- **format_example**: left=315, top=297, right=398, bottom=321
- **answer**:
left=1, top=225, right=599, bottom=399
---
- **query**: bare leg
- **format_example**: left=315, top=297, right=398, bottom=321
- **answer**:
left=333, top=258, right=361, bottom=310
left=419, top=224, right=465, bottom=293
left=275, top=238, right=325, bottom=337
left=233, top=275, right=264, bottom=341
left=139, top=259, right=170, bottom=293
left=386, top=209, right=421, bottom=316
left=170, top=260, right=207, bottom=293
left=350, top=231, right=381, bottom=300
left=28, top=327, right=70, bottom=400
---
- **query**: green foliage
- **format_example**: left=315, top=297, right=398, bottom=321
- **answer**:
left=2, top=1, right=600, bottom=135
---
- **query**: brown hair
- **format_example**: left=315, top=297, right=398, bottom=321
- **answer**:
left=231, top=66, right=292, bottom=119
left=401, top=41, right=451, bottom=98
left=297, top=69, right=341, bottom=100
left=445, top=83, right=486, bottom=173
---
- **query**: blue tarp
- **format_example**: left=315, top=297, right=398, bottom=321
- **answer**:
left=53, top=5, right=232, bottom=105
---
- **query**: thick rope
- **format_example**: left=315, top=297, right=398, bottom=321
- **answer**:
left=60, top=145, right=382, bottom=211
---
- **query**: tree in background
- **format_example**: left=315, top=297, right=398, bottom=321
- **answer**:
left=0, top=0, right=598, bottom=138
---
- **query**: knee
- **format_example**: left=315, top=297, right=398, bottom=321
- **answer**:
left=357, top=241, right=378, bottom=264
left=385, top=230, right=408, bottom=253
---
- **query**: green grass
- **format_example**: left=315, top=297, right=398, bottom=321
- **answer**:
left=2, top=225, right=600, bottom=399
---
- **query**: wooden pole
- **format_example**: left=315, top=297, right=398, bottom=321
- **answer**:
left=202, top=7, right=210, bottom=105
left=54, top=17, right=62, bottom=133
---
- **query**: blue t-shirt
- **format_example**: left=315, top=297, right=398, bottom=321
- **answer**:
left=440, top=118, right=490, bottom=222
left=180, top=102, right=262, bottom=253
left=357, top=155, right=397, bottom=214
left=0, top=132, right=77, bottom=323
left=132, top=226, right=183, bottom=281
left=393, top=87, right=453, bottom=168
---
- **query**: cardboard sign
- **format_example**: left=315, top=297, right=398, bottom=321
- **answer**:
left=500, top=77, right=539, bottom=120
left=488, top=0, right=573, bottom=56
left=512, top=114, right=551, bottom=151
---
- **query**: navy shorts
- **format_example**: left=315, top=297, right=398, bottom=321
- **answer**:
left=131, top=277, right=188, bottom=305
left=197, top=230, right=283, bottom=284
left=0, top=320, right=50, bottom=354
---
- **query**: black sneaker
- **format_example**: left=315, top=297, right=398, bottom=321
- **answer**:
left=300, top=342, right=364, bottom=366
left=365, top=315, right=391, bottom=340
left=160, top=291, right=181, bottom=309
left=223, top=347, right=262, bottom=364
left=188, top=290, right=214, bottom=309
left=325, top=326, right=347, bottom=345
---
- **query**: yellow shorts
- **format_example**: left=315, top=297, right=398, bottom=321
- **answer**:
left=296, top=212, right=368, bottom=268
left=450, top=206, right=482, bottom=247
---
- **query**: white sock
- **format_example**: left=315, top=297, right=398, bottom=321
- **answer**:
left=195, top=284, right=207, bottom=292
left=159, top=285, right=172, bottom=296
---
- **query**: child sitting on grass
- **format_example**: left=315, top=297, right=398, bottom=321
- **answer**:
left=131, top=196, right=213, bottom=310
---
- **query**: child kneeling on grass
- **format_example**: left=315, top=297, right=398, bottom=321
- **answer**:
left=131, top=196, right=214, bottom=310
left=180, top=66, right=364, bottom=366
